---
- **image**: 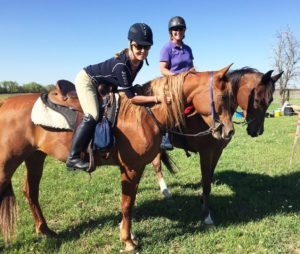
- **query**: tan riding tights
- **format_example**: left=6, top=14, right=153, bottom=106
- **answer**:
left=75, top=69, right=100, bottom=121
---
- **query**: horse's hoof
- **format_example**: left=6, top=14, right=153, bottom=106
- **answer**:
left=204, top=213, right=214, bottom=225
left=162, top=189, right=172, bottom=198
left=204, top=223, right=216, bottom=230
left=37, top=224, right=58, bottom=237
left=120, top=241, right=138, bottom=253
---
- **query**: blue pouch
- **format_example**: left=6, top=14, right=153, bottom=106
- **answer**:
left=93, top=116, right=115, bottom=151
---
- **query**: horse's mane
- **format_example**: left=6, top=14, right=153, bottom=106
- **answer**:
left=120, top=72, right=189, bottom=128
left=227, top=67, right=275, bottom=104
left=227, top=67, right=261, bottom=96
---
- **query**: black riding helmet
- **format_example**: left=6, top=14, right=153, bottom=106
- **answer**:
left=168, top=16, right=186, bottom=30
left=128, top=23, right=153, bottom=46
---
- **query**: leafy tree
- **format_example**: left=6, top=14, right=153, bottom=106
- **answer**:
left=45, top=84, right=56, bottom=91
left=22, top=82, right=47, bottom=93
left=0, top=81, right=20, bottom=93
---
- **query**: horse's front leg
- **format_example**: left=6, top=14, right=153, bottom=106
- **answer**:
left=151, top=152, right=171, bottom=198
left=199, top=151, right=214, bottom=225
left=23, top=151, right=57, bottom=237
left=119, top=165, right=143, bottom=252
left=199, top=146, right=223, bottom=226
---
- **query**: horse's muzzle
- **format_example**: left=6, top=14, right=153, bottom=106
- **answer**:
left=211, top=122, right=234, bottom=140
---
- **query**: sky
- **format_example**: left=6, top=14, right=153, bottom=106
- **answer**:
left=0, top=0, right=299, bottom=86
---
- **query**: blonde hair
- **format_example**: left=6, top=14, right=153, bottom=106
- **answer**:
left=114, top=48, right=128, bottom=59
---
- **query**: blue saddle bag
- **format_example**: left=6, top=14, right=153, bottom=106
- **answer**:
left=93, top=116, right=115, bottom=151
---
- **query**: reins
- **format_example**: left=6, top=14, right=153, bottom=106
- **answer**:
left=145, top=106, right=213, bottom=137
left=233, top=117, right=255, bottom=126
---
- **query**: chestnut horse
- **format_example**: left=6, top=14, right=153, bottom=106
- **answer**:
left=0, top=66, right=234, bottom=251
left=151, top=67, right=283, bottom=224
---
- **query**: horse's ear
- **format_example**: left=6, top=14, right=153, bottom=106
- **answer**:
left=261, top=70, right=273, bottom=84
left=217, top=63, right=233, bottom=80
left=218, top=63, right=234, bottom=79
left=271, top=71, right=284, bottom=82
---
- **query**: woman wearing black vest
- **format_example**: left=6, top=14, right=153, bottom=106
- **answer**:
left=66, top=23, right=160, bottom=171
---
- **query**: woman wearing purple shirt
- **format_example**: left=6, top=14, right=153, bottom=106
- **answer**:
left=159, top=16, right=194, bottom=149
left=160, top=16, right=194, bottom=76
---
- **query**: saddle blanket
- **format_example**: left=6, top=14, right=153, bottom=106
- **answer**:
left=31, top=97, right=73, bottom=130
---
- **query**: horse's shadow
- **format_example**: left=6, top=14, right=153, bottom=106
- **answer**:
left=211, top=170, right=300, bottom=225
left=133, top=170, right=300, bottom=238
left=70, top=170, right=300, bottom=241
left=7, top=170, right=300, bottom=251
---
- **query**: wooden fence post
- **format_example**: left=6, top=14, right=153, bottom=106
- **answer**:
left=290, top=112, right=300, bottom=166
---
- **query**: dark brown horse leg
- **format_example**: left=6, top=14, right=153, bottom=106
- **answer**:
left=199, top=150, right=215, bottom=225
left=119, top=166, right=143, bottom=252
left=23, top=151, right=57, bottom=237
left=151, top=152, right=171, bottom=198
left=200, top=148, right=223, bottom=225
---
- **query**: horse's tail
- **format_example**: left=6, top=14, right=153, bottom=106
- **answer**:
left=0, top=181, right=18, bottom=244
left=161, top=150, right=177, bottom=174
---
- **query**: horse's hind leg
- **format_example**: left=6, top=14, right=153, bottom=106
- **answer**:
left=0, top=178, right=18, bottom=244
left=23, top=151, right=57, bottom=237
left=0, top=156, right=25, bottom=243
left=152, top=152, right=171, bottom=198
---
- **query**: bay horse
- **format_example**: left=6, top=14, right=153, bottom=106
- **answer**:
left=0, top=66, right=234, bottom=251
left=151, top=67, right=283, bottom=224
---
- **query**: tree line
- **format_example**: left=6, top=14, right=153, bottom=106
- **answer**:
left=0, top=81, right=54, bottom=94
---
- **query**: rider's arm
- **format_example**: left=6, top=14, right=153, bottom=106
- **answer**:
left=160, top=62, right=175, bottom=76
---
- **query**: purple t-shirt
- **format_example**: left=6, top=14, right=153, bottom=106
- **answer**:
left=160, top=41, right=194, bottom=74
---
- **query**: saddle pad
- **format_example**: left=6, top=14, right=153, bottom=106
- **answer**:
left=31, top=97, right=73, bottom=130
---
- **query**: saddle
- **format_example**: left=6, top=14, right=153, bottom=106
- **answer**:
left=38, top=80, right=120, bottom=173
left=48, top=80, right=82, bottom=112
left=46, top=79, right=119, bottom=127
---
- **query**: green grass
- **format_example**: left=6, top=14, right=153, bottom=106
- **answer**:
left=1, top=103, right=300, bottom=253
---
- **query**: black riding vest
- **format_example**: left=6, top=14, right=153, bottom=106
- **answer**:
left=84, top=52, right=143, bottom=98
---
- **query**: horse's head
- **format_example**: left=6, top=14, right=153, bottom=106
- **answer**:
left=228, top=68, right=284, bottom=137
left=183, top=64, right=235, bottom=140
left=244, top=70, right=283, bottom=137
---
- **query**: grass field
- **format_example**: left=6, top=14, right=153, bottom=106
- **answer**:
left=0, top=96, right=299, bottom=253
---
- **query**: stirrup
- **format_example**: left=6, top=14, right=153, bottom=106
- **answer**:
left=160, top=133, right=173, bottom=150
left=66, top=157, right=89, bottom=171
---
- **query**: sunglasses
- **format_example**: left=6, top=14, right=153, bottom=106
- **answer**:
left=131, top=44, right=151, bottom=51
left=171, top=27, right=185, bottom=32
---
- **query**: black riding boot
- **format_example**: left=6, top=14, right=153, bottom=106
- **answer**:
left=66, top=114, right=97, bottom=171
left=160, top=132, right=173, bottom=150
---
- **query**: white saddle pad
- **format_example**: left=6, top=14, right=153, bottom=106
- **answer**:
left=31, top=97, right=72, bottom=130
